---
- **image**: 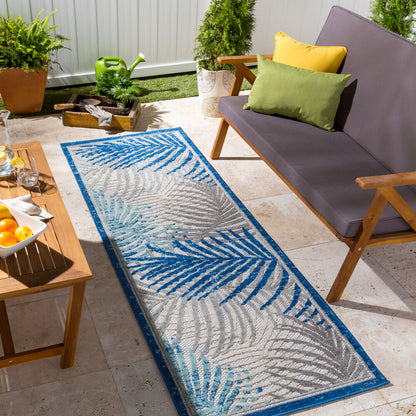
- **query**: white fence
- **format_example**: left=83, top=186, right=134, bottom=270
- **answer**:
left=0, top=0, right=370, bottom=88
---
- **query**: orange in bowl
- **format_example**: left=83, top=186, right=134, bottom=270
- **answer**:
left=0, top=218, right=18, bottom=234
left=15, top=225, right=33, bottom=242
left=0, top=205, right=13, bottom=220
left=0, top=231, right=18, bottom=247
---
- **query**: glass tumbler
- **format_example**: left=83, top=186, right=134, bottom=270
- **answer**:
left=17, top=157, right=39, bottom=187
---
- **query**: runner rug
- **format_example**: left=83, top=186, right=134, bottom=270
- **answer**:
left=61, top=128, right=388, bottom=416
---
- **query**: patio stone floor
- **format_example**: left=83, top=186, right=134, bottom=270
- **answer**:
left=0, top=96, right=415, bottom=415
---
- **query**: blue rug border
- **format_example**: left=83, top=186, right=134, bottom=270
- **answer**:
left=61, top=127, right=389, bottom=416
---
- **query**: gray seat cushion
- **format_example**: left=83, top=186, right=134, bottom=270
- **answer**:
left=219, top=95, right=416, bottom=238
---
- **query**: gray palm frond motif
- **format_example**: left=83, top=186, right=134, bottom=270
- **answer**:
left=265, top=317, right=372, bottom=400
left=147, top=290, right=276, bottom=357
left=88, top=169, right=251, bottom=250
left=72, top=132, right=214, bottom=184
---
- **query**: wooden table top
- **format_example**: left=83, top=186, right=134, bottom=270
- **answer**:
left=0, top=141, right=92, bottom=300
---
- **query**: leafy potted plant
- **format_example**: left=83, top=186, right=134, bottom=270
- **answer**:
left=369, top=0, right=416, bottom=39
left=0, top=10, right=69, bottom=114
left=194, top=0, right=256, bottom=117
left=96, top=73, right=142, bottom=111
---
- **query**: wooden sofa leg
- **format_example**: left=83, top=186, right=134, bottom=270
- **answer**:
left=326, top=190, right=387, bottom=303
left=211, top=118, right=229, bottom=159
left=326, top=245, right=367, bottom=302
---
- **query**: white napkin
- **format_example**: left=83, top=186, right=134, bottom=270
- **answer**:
left=6, top=195, right=54, bottom=221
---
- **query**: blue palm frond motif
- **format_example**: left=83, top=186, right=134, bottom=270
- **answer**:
left=72, top=133, right=215, bottom=185
left=165, top=338, right=261, bottom=415
left=129, top=228, right=288, bottom=309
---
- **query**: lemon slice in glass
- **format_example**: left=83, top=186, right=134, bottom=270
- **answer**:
left=11, top=157, right=25, bottom=170
left=0, top=146, right=6, bottom=152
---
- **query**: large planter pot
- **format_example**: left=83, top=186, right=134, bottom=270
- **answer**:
left=0, top=68, right=48, bottom=115
left=197, top=68, right=234, bottom=117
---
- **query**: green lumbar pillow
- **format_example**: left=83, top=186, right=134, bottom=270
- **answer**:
left=243, top=54, right=351, bottom=131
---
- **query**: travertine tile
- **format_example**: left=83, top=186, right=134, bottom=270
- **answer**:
left=348, top=396, right=416, bottom=415
left=112, top=359, right=178, bottom=416
left=339, top=298, right=416, bottom=405
left=0, top=370, right=125, bottom=416
left=89, top=301, right=153, bottom=368
left=245, top=193, right=337, bottom=251
left=363, top=242, right=416, bottom=298
left=212, top=158, right=292, bottom=202
left=348, top=406, right=396, bottom=416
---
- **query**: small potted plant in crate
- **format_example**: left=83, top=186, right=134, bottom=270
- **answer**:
left=193, top=0, right=256, bottom=117
left=96, top=73, right=142, bottom=112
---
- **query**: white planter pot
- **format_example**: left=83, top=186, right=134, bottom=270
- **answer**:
left=196, top=68, right=234, bottom=117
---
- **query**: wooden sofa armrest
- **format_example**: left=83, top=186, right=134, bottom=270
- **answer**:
left=217, top=54, right=273, bottom=96
left=356, top=171, right=416, bottom=189
left=217, top=54, right=273, bottom=65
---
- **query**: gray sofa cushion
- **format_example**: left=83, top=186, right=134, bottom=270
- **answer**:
left=219, top=95, right=416, bottom=238
left=316, top=6, right=416, bottom=175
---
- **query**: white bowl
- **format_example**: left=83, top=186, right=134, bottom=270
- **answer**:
left=0, top=199, right=47, bottom=258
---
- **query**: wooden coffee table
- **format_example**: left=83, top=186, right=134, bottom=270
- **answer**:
left=0, top=141, right=92, bottom=368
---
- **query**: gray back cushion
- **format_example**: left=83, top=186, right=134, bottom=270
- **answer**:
left=316, top=6, right=416, bottom=174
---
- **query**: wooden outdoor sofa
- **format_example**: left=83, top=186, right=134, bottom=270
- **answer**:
left=211, top=6, right=416, bottom=302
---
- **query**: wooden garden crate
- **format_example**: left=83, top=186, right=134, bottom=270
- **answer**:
left=61, top=94, right=141, bottom=131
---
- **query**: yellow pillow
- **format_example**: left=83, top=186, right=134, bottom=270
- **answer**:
left=272, top=32, right=347, bottom=73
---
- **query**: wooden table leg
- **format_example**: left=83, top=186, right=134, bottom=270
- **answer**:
left=0, top=300, right=15, bottom=356
left=60, top=281, right=86, bottom=368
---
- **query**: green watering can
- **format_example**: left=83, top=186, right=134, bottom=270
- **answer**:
left=95, top=53, right=146, bottom=81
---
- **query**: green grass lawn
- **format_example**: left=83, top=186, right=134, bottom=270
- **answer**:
left=1, top=69, right=256, bottom=118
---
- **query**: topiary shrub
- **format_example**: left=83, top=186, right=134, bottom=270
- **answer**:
left=194, top=0, right=256, bottom=71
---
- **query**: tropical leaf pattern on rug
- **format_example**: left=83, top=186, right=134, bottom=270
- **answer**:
left=265, top=318, right=371, bottom=400
left=165, top=338, right=262, bottom=415
left=130, top=228, right=282, bottom=307
left=62, top=129, right=387, bottom=416
left=88, top=169, right=253, bottom=255
left=72, top=132, right=215, bottom=186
